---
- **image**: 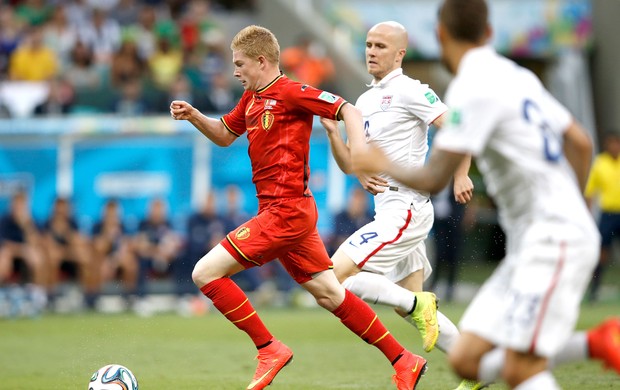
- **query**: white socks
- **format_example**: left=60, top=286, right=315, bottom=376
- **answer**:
left=342, top=272, right=416, bottom=312
left=513, top=371, right=560, bottom=390
left=342, top=272, right=461, bottom=354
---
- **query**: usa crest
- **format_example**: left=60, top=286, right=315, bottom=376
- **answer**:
left=261, top=110, right=274, bottom=130
left=380, top=95, right=392, bottom=111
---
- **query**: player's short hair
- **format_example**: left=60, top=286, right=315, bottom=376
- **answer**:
left=439, top=0, right=488, bottom=43
left=231, top=25, right=280, bottom=64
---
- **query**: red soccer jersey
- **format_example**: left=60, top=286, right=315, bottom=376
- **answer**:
left=221, top=74, right=347, bottom=200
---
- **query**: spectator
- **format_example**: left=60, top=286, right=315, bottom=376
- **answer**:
left=109, top=38, right=146, bottom=88
left=8, top=25, right=58, bottom=81
left=178, top=0, right=221, bottom=52
left=0, top=5, right=25, bottom=79
left=204, top=71, right=237, bottom=113
left=77, top=7, right=121, bottom=67
left=91, top=199, right=138, bottom=306
left=33, top=76, right=74, bottom=116
left=0, top=191, right=47, bottom=298
left=109, top=0, right=141, bottom=27
left=42, top=5, right=77, bottom=72
left=134, top=198, right=182, bottom=298
left=64, top=39, right=101, bottom=90
left=42, top=197, right=97, bottom=308
left=64, top=0, right=92, bottom=29
left=585, top=131, right=620, bottom=301
left=166, top=73, right=202, bottom=109
left=148, top=36, right=183, bottom=90
left=114, top=77, right=148, bottom=115
left=329, top=186, right=373, bottom=254
left=281, top=35, right=335, bottom=89
left=178, top=191, right=227, bottom=296
left=15, top=0, right=52, bottom=27
left=128, top=4, right=158, bottom=60
left=429, top=184, right=465, bottom=302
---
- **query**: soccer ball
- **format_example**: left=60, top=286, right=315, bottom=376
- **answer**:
left=88, top=364, right=139, bottom=390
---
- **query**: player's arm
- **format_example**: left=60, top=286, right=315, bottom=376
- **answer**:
left=562, top=119, right=594, bottom=192
left=170, top=100, right=236, bottom=147
left=431, top=112, right=474, bottom=203
left=338, top=103, right=367, bottom=158
left=353, top=143, right=466, bottom=195
left=321, top=117, right=351, bottom=173
left=321, top=112, right=388, bottom=194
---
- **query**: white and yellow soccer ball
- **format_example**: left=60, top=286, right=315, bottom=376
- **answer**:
left=88, top=364, right=139, bottom=390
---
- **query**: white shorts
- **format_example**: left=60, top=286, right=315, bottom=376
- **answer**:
left=459, top=222, right=600, bottom=357
left=339, top=200, right=434, bottom=283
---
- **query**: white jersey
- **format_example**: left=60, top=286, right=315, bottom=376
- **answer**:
left=434, top=46, right=598, bottom=248
left=356, top=68, right=448, bottom=212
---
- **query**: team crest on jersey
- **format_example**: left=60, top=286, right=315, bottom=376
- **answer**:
left=261, top=110, right=274, bottom=130
left=380, top=95, right=393, bottom=111
left=236, top=226, right=250, bottom=240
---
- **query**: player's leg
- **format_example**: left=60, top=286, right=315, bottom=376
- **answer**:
left=471, top=318, right=620, bottom=386
left=301, top=269, right=428, bottom=389
left=333, top=209, right=439, bottom=352
left=194, top=244, right=290, bottom=390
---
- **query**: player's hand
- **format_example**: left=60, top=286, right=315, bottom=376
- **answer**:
left=357, top=173, right=388, bottom=195
left=351, top=143, right=390, bottom=177
left=453, top=174, right=474, bottom=204
left=320, top=117, right=339, bottom=136
left=170, top=100, right=194, bottom=121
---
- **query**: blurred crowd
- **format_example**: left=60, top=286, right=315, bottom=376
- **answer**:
left=0, top=184, right=304, bottom=315
left=0, top=0, right=255, bottom=117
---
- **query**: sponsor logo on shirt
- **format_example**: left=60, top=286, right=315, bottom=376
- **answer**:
left=380, top=95, right=392, bottom=111
left=236, top=226, right=251, bottom=240
left=261, top=110, right=274, bottom=130
left=264, top=99, right=277, bottom=109
left=425, top=91, right=438, bottom=104
left=318, top=91, right=338, bottom=104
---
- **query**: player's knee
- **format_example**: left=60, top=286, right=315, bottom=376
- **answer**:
left=448, top=348, right=479, bottom=380
left=191, top=263, right=212, bottom=288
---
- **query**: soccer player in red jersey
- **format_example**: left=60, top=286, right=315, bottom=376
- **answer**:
left=170, top=25, right=433, bottom=390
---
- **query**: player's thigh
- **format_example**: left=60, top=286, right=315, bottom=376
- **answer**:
left=396, top=268, right=425, bottom=292
left=340, top=210, right=431, bottom=275
left=331, top=247, right=359, bottom=283
left=280, top=229, right=333, bottom=285
left=193, top=243, right=245, bottom=284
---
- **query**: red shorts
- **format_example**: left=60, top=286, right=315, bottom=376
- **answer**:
left=221, top=196, right=332, bottom=284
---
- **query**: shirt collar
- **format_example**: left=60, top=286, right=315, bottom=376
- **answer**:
left=366, top=68, right=403, bottom=88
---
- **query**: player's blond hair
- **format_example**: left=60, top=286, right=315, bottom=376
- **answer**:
left=231, top=25, right=280, bottom=64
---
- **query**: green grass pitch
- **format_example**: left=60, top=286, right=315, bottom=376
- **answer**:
left=1, top=302, right=618, bottom=389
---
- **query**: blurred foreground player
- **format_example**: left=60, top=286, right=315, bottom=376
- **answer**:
left=353, top=0, right=619, bottom=388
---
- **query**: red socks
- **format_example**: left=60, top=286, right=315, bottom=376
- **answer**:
left=332, top=289, right=405, bottom=363
left=200, top=278, right=273, bottom=348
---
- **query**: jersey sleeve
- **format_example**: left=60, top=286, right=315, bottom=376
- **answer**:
left=220, top=92, right=251, bottom=137
left=433, top=92, right=502, bottom=157
left=404, top=83, right=448, bottom=125
left=285, top=83, right=347, bottom=120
